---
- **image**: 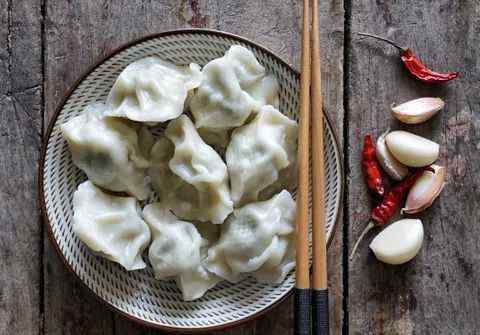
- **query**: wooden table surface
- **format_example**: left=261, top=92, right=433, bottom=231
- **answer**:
left=1, top=1, right=478, bottom=334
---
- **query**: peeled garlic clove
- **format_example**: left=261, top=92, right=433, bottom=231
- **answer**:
left=392, top=97, right=444, bottom=124
left=385, top=131, right=439, bottom=167
left=402, top=165, right=445, bottom=214
left=370, top=219, right=423, bottom=265
left=376, top=130, right=408, bottom=181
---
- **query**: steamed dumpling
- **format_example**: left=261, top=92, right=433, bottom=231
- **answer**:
left=61, top=103, right=151, bottom=200
left=205, top=190, right=296, bottom=283
left=143, top=203, right=220, bottom=301
left=165, top=115, right=234, bottom=223
left=190, top=54, right=255, bottom=129
left=226, top=105, right=297, bottom=206
left=148, top=136, right=209, bottom=219
left=73, top=181, right=151, bottom=271
left=223, top=45, right=279, bottom=107
left=149, top=115, right=233, bottom=224
left=106, top=57, right=202, bottom=123
left=190, top=45, right=279, bottom=130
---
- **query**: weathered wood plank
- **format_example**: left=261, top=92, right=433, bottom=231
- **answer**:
left=314, top=2, right=345, bottom=333
left=347, top=1, right=480, bottom=334
left=43, top=1, right=193, bottom=334
left=43, top=0, right=344, bottom=334
left=0, top=0, right=43, bottom=334
left=216, top=1, right=345, bottom=333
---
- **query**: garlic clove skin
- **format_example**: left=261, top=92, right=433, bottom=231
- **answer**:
left=385, top=130, right=439, bottom=167
left=369, top=219, right=423, bottom=265
left=376, top=130, right=409, bottom=181
left=402, top=165, right=445, bottom=214
left=392, top=97, right=444, bottom=124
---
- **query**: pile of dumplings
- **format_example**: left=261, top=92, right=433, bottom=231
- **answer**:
left=61, top=45, right=298, bottom=301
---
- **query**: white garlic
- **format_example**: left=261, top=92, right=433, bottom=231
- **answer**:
left=402, top=165, right=445, bottom=214
left=376, top=130, right=408, bottom=181
left=385, top=131, right=439, bottom=167
left=392, top=97, right=444, bottom=124
left=370, top=219, right=423, bottom=265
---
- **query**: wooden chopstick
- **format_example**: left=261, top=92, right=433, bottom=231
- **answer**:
left=310, top=0, right=330, bottom=333
left=294, top=0, right=311, bottom=334
left=294, top=0, right=330, bottom=334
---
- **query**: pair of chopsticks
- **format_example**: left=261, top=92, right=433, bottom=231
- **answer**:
left=294, top=0, right=329, bottom=334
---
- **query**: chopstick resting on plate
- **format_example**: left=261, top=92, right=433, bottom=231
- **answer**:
left=294, top=0, right=329, bottom=334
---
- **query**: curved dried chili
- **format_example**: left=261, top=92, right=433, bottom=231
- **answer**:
left=357, top=32, right=458, bottom=84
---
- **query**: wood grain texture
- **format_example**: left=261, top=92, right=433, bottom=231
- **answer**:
left=296, top=0, right=312, bottom=291
left=43, top=1, right=189, bottom=334
left=347, top=1, right=480, bottom=334
left=42, top=1, right=182, bottom=334
left=311, top=0, right=328, bottom=291
left=315, top=1, right=345, bottom=333
left=0, top=1, right=43, bottom=334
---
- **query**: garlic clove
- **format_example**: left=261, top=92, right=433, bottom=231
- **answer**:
left=369, top=219, right=423, bottom=265
left=402, top=165, right=445, bottom=214
left=376, top=130, right=409, bottom=181
left=391, top=97, right=444, bottom=124
left=385, top=130, right=439, bottom=167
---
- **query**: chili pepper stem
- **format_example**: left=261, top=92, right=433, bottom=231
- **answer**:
left=356, top=32, right=406, bottom=52
left=350, top=221, right=376, bottom=262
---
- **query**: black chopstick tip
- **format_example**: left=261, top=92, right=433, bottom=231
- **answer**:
left=312, top=288, right=330, bottom=335
left=294, top=288, right=312, bottom=335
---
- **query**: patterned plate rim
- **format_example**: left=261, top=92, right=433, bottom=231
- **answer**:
left=38, top=28, right=344, bottom=333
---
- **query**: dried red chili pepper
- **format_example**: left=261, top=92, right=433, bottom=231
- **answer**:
left=350, top=166, right=434, bottom=260
left=371, top=168, right=430, bottom=224
left=400, top=49, right=458, bottom=83
left=358, top=32, right=458, bottom=84
left=362, top=134, right=385, bottom=197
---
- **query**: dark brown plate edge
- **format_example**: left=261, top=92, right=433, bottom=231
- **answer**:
left=37, top=28, right=345, bottom=334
